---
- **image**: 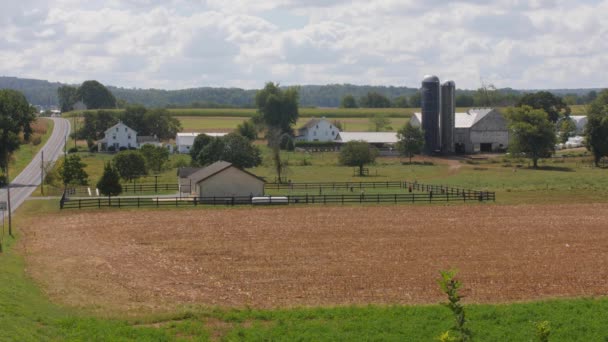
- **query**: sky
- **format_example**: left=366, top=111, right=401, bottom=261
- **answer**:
left=1, top=0, right=607, bottom=90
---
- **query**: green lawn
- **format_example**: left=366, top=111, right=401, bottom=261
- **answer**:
left=6, top=118, right=54, bottom=181
left=2, top=200, right=608, bottom=341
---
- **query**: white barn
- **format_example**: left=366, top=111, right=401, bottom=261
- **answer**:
left=176, top=132, right=228, bottom=154
left=412, top=108, right=509, bottom=154
left=296, top=118, right=340, bottom=142
left=570, top=115, right=587, bottom=135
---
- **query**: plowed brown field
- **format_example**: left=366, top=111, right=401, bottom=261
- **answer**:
left=21, top=204, right=608, bottom=313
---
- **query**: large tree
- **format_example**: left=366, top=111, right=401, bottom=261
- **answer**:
left=97, top=163, right=122, bottom=196
left=397, top=122, right=425, bottom=163
left=193, top=133, right=261, bottom=169
left=57, top=85, right=78, bottom=112
left=236, top=119, right=258, bottom=141
left=189, top=133, right=214, bottom=164
left=255, top=82, right=299, bottom=182
left=339, top=141, right=379, bottom=176
left=113, top=150, right=147, bottom=182
left=506, top=106, right=557, bottom=168
left=585, top=89, right=608, bottom=166
left=255, top=82, right=299, bottom=134
left=517, top=91, right=570, bottom=123
left=77, top=80, right=117, bottom=109
left=139, top=144, right=169, bottom=173
left=359, top=92, right=391, bottom=108
left=340, top=94, right=358, bottom=108
left=58, top=155, right=89, bottom=186
left=0, top=89, right=36, bottom=236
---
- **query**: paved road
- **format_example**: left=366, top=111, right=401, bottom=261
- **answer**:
left=0, top=118, right=70, bottom=213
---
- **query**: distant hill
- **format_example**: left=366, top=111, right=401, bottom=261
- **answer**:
left=0, top=76, right=603, bottom=109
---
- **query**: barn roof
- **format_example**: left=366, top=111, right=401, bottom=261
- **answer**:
left=188, top=161, right=265, bottom=184
left=335, top=132, right=398, bottom=144
left=413, top=108, right=495, bottom=129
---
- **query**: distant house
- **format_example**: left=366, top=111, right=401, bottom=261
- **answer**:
left=296, top=118, right=340, bottom=142
left=412, top=108, right=509, bottom=153
left=176, top=132, right=228, bottom=154
left=178, top=161, right=265, bottom=198
left=101, top=122, right=138, bottom=150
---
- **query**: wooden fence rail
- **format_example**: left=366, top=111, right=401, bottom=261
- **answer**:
left=60, top=192, right=495, bottom=210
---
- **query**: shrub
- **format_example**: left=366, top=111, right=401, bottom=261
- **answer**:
left=437, top=270, right=471, bottom=342
left=31, top=135, right=42, bottom=146
left=89, top=144, right=99, bottom=153
left=68, top=147, right=78, bottom=154
left=119, top=146, right=128, bottom=151
left=0, top=175, right=6, bottom=187
left=108, top=146, right=116, bottom=152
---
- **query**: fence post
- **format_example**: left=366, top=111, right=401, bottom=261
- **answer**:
left=394, top=194, right=397, bottom=203
left=157, top=197, right=159, bottom=207
left=98, top=198, right=101, bottom=208
left=176, top=197, right=178, bottom=207
left=342, top=194, right=344, bottom=204
left=377, top=193, right=379, bottom=203
left=324, top=195, right=326, bottom=204
left=306, top=193, right=308, bottom=204
left=411, top=193, right=414, bottom=203
left=137, top=197, right=140, bottom=208
left=118, top=198, right=121, bottom=208
left=78, top=199, right=81, bottom=209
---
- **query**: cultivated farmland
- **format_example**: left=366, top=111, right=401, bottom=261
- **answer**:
left=23, top=203, right=608, bottom=314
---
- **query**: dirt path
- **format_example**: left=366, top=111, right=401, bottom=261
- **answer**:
left=21, top=204, right=608, bottom=314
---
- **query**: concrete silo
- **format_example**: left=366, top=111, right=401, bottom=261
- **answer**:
left=421, top=75, right=441, bottom=154
left=441, top=81, right=456, bottom=153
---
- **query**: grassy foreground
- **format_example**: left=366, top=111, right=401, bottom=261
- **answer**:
left=0, top=201, right=607, bottom=341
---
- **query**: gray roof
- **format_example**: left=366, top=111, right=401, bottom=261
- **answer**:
left=335, top=132, right=398, bottom=144
left=412, top=108, right=496, bottom=129
left=299, top=118, right=321, bottom=130
left=188, top=161, right=266, bottom=184
left=422, top=75, right=440, bottom=83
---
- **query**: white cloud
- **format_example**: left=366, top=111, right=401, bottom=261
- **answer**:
left=0, top=0, right=606, bottom=89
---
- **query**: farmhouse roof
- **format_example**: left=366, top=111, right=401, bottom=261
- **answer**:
left=188, top=161, right=266, bottom=184
left=299, top=118, right=322, bottom=130
left=335, top=132, right=399, bottom=144
left=104, top=121, right=137, bottom=134
left=176, top=132, right=228, bottom=138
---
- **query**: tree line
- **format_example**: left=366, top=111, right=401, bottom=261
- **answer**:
left=1, top=76, right=602, bottom=109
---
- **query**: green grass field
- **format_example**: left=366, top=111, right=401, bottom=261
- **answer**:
left=178, top=116, right=410, bottom=132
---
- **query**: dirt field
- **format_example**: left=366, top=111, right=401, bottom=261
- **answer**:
left=21, top=204, right=608, bottom=313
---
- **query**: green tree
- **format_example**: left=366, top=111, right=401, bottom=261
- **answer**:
left=409, top=91, right=421, bottom=108
left=557, top=117, right=577, bottom=144
left=369, top=114, right=391, bottom=132
left=517, top=91, right=571, bottom=123
left=340, top=94, right=358, bottom=108
left=139, top=145, right=169, bottom=173
left=236, top=119, right=258, bottom=141
left=97, top=163, right=122, bottom=196
left=77, top=80, right=117, bottom=109
left=255, top=82, right=299, bottom=182
left=392, top=95, right=408, bottom=108
left=255, top=82, right=299, bottom=134
left=338, top=140, right=378, bottom=176
left=113, top=150, right=147, bottom=182
left=585, top=89, right=608, bottom=166
left=506, top=106, right=557, bottom=168
left=397, top=122, right=424, bottom=163
left=455, top=94, right=474, bottom=107
left=76, top=110, right=119, bottom=140
left=57, top=85, right=78, bottom=112
left=359, top=92, right=391, bottom=108
left=189, top=133, right=214, bottom=165
left=58, top=155, right=89, bottom=186
left=120, top=104, right=147, bottom=134
left=0, top=89, right=36, bottom=236
left=193, top=133, right=262, bottom=168
left=437, top=270, right=472, bottom=342
left=143, top=108, right=182, bottom=139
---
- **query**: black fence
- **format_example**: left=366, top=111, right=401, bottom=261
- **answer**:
left=403, top=181, right=492, bottom=197
left=121, top=183, right=178, bottom=193
left=60, top=191, right=494, bottom=210
left=265, top=181, right=403, bottom=191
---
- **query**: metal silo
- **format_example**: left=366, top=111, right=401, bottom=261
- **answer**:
left=421, top=75, right=441, bottom=154
left=441, top=81, right=455, bottom=153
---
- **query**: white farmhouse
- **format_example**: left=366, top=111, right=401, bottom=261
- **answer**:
left=101, top=122, right=138, bottom=150
left=296, top=118, right=340, bottom=142
left=176, top=132, right=228, bottom=154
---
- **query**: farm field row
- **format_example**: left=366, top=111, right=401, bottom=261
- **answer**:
left=4, top=200, right=608, bottom=340
left=177, top=116, right=410, bottom=132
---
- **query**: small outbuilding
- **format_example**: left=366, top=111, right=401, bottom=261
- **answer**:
left=179, top=161, right=265, bottom=198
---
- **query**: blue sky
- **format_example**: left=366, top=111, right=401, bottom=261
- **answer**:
left=0, top=0, right=606, bottom=90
